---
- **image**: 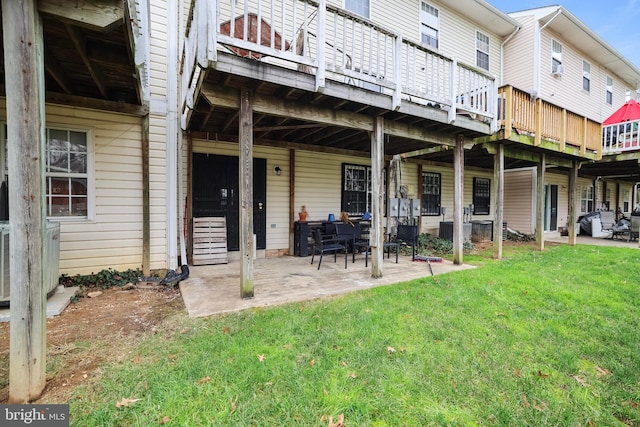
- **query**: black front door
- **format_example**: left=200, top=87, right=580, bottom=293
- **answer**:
left=192, top=154, right=266, bottom=251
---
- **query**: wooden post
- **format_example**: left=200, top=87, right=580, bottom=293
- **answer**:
left=493, top=143, right=504, bottom=259
left=568, top=160, right=578, bottom=246
left=3, top=0, right=47, bottom=402
left=289, top=148, right=295, bottom=254
left=239, top=88, right=254, bottom=298
left=142, top=115, right=151, bottom=275
left=504, top=86, right=513, bottom=139
left=370, top=116, right=384, bottom=278
left=453, top=135, right=464, bottom=265
left=534, top=98, right=542, bottom=146
left=536, top=153, right=546, bottom=251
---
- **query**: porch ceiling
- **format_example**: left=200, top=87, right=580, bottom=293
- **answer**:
left=0, top=1, right=143, bottom=109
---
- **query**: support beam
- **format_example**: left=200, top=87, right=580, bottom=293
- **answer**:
left=239, top=88, right=254, bottom=298
left=370, top=116, right=384, bottom=278
left=568, top=160, right=578, bottom=246
left=65, top=23, right=109, bottom=99
left=493, top=143, right=504, bottom=259
left=3, top=0, right=47, bottom=403
left=536, top=154, right=546, bottom=251
left=453, top=135, right=464, bottom=265
left=38, top=0, right=123, bottom=31
left=142, top=115, right=150, bottom=274
left=289, top=148, right=295, bottom=254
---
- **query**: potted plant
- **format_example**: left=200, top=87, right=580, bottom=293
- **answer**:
left=298, top=205, right=308, bottom=221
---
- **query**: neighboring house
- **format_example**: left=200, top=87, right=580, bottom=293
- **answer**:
left=497, top=5, right=640, bottom=235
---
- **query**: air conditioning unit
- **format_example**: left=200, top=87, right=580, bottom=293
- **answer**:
left=552, top=64, right=564, bottom=77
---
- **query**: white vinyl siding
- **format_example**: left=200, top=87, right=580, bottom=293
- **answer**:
left=32, top=105, right=145, bottom=276
left=504, top=169, right=535, bottom=235
left=502, top=15, right=535, bottom=89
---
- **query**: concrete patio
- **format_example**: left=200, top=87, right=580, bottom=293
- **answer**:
left=180, top=252, right=475, bottom=318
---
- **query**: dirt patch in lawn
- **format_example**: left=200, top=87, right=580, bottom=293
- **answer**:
left=0, top=285, right=185, bottom=404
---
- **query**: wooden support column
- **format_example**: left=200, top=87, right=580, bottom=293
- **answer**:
left=3, top=0, right=47, bottom=402
left=536, top=153, right=546, bottom=251
left=289, top=148, right=295, bottom=254
left=142, top=115, right=150, bottom=275
left=453, top=135, right=464, bottom=265
left=239, top=88, right=254, bottom=298
left=568, top=160, right=578, bottom=246
left=370, top=116, right=384, bottom=278
left=493, top=143, right=504, bottom=259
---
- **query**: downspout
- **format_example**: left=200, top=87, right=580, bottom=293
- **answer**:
left=176, top=0, right=189, bottom=279
left=534, top=7, right=562, bottom=97
left=166, top=0, right=179, bottom=270
left=500, top=25, right=520, bottom=86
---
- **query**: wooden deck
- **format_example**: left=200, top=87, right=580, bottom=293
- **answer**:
left=180, top=253, right=475, bottom=317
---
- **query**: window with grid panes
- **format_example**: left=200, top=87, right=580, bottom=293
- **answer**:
left=342, top=164, right=370, bottom=215
left=476, top=31, right=489, bottom=71
left=420, top=2, right=439, bottom=49
left=606, top=76, right=613, bottom=105
left=421, top=172, right=441, bottom=215
left=552, top=40, right=563, bottom=73
left=46, top=129, right=89, bottom=218
left=472, top=177, right=490, bottom=215
left=580, top=185, right=593, bottom=213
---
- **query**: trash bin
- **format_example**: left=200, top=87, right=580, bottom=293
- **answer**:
left=471, top=220, right=493, bottom=242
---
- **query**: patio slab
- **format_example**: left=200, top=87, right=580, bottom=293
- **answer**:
left=0, top=285, right=79, bottom=323
left=180, top=253, right=475, bottom=317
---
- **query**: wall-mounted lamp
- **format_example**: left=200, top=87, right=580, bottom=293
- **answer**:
left=274, top=165, right=282, bottom=176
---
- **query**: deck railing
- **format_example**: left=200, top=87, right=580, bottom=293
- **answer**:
left=498, top=86, right=602, bottom=158
left=181, top=0, right=497, bottom=130
left=602, top=120, right=640, bottom=154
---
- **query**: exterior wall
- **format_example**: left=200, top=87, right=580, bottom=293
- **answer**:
left=546, top=172, right=569, bottom=231
left=504, top=168, right=535, bottom=234
left=537, top=28, right=630, bottom=122
left=30, top=105, right=143, bottom=276
left=192, top=140, right=292, bottom=252
left=148, top=0, right=170, bottom=270
left=502, top=15, right=535, bottom=90
left=330, top=0, right=505, bottom=79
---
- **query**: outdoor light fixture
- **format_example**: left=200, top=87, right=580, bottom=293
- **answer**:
left=274, top=165, right=282, bottom=176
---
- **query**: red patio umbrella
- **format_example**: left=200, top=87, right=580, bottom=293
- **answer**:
left=603, top=99, right=640, bottom=125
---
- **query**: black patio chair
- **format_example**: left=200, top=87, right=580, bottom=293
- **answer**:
left=311, top=227, right=347, bottom=270
left=395, top=224, right=419, bottom=260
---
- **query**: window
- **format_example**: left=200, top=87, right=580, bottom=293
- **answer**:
left=580, top=185, right=593, bottom=213
left=3, top=126, right=91, bottom=219
left=421, top=172, right=441, bottom=215
left=345, top=0, right=369, bottom=18
left=582, top=60, right=590, bottom=92
left=46, top=129, right=90, bottom=218
left=420, top=2, right=439, bottom=49
left=472, top=177, right=490, bottom=215
left=476, top=31, right=490, bottom=71
left=342, top=163, right=371, bottom=215
left=606, top=76, right=613, bottom=105
left=551, top=40, right=563, bottom=74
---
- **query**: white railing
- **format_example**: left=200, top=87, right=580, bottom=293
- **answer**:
left=127, top=0, right=150, bottom=101
left=181, top=0, right=497, bottom=128
left=603, top=120, right=640, bottom=154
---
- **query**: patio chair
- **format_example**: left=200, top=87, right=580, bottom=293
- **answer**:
left=394, top=224, right=419, bottom=260
left=335, top=222, right=371, bottom=264
left=629, top=216, right=640, bottom=242
left=311, top=227, right=347, bottom=270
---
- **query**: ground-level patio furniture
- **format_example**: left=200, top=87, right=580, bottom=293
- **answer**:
left=629, top=216, right=640, bottom=242
left=311, top=228, right=347, bottom=270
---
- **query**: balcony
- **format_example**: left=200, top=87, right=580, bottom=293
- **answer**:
left=495, top=86, right=602, bottom=160
left=602, top=120, right=640, bottom=155
left=181, top=0, right=497, bottom=134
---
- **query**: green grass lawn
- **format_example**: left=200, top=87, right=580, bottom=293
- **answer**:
left=70, top=244, right=640, bottom=426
